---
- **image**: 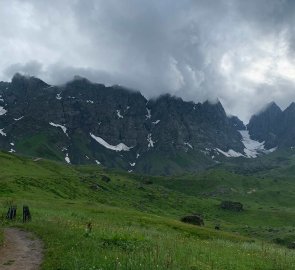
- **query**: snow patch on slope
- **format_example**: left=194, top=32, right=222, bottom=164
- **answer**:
left=215, top=130, right=278, bottom=159
left=90, top=133, right=132, bottom=152
left=116, top=110, right=123, bottom=119
left=56, top=93, right=62, bottom=100
left=239, top=130, right=277, bottom=158
left=0, top=106, right=7, bottom=116
left=216, top=148, right=244, bottom=158
left=65, top=153, right=71, bottom=164
left=146, top=108, right=151, bottom=119
left=14, top=116, right=24, bottom=121
left=0, top=129, right=6, bottom=136
left=264, top=147, right=277, bottom=154
left=184, top=142, right=193, bottom=149
left=152, top=120, right=160, bottom=125
left=147, top=133, right=155, bottom=148
left=49, top=122, right=68, bottom=137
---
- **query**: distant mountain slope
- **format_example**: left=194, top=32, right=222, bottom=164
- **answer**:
left=0, top=73, right=278, bottom=174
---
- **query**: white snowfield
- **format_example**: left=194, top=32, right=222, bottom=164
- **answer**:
left=0, top=106, right=7, bottom=116
left=216, top=130, right=277, bottom=158
left=90, top=133, right=132, bottom=152
left=49, top=122, right=68, bottom=136
left=239, top=130, right=277, bottom=158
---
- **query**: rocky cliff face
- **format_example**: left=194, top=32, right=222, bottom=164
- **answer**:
left=247, top=102, right=295, bottom=149
left=247, top=102, right=282, bottom=148
left=0, top=74, right=251, bottom=174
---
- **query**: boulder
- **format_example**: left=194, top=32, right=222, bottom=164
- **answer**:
left=181, top=215, right=204, bottom=226
left=220, top=201, right=243, bottom=211
left=89, top=183, right=106, bottom=191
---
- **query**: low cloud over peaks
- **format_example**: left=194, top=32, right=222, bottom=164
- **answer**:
left=1, top=0, right=295, bottom=122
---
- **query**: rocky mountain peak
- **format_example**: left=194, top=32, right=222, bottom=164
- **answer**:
left=250, top=102, right=282, bottom=121
left=284, top=102, right=295, bottom=114
left=247, top=101, right=295, bottom=149
left=265, top=101, right=282, bottom=113
left=11, top=73, right=48, bottom=89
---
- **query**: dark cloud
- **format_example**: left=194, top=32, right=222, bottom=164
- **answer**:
left=0, top=0, right=295, bottom=122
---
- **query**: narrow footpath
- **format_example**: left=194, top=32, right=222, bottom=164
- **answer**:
left=0, top=228, right=43, bottom=270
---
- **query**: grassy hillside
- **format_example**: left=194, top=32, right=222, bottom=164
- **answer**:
left=0, top=151, right=295, bottom=269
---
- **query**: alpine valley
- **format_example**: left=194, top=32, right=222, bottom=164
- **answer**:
left=1, top=74, right=295, bottom=270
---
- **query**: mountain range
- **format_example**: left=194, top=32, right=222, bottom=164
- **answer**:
left=0, top=73, right=293, bottom=174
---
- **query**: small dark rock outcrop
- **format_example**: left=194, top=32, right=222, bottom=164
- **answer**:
left=220, top=201, right=243, bottom=211
left=101, top=175, right=111, bottom=183
left=181, top=215, right=204, bottom=226
left=90, top=183, right=106, bottom=191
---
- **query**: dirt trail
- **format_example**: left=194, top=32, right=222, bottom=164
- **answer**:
left=0, top=228, right=43, bottom=270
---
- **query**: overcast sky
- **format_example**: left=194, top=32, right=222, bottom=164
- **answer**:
left=1, top=0, right=295, bottom=122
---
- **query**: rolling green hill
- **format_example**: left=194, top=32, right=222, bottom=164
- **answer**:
left=0, top=151, right=295, bottom=269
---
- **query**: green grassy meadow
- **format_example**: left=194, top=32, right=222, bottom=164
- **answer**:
left=0, top=151, right=295, bottom=269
